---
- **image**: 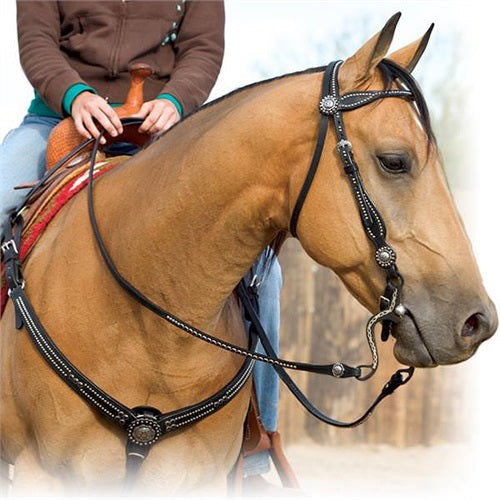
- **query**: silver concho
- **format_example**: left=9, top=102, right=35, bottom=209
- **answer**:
left=127, top=417, right=161, bottom=446
left=331, top=362, right=345, bottom=378
left=319, top=95, right=339, bottom=115
left=375, top=246, right=396, bottom=268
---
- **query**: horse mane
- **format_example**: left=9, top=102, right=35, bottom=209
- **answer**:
left=191, top=66, right=327, bottom=119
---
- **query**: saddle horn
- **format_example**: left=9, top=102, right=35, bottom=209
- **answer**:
left=45, top=63, right=154, bottom=170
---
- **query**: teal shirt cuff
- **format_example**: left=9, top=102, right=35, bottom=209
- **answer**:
left=27, top=90, right=61, bottom=118
left=63, top=83, right=97, bottom=116
left=156, top=93, right=183, bottom=117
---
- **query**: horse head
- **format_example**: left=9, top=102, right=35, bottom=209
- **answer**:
left=293, top=13, right=497, bottom=368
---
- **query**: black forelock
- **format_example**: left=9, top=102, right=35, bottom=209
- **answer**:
left=379, top=58, right=435, bottom=147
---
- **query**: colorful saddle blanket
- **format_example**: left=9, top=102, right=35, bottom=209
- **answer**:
left=1, top=155, right=127, bottom=316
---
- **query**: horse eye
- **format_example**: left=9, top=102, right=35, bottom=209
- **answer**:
left=377, top=154, right=410, bottom=174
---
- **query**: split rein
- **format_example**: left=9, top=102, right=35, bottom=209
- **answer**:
left=2, top=61, right=415, bottom=477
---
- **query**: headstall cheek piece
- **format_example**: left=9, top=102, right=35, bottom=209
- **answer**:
left=289, top=59, right=415, bottom=378
left=2, top=64, right=418, bottom=478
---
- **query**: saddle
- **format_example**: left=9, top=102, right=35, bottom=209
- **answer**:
left=45, top=63, right=153, bottom=170
left=11, top=63, right=154, bottom=241
left=8, top=63, right=155, bottom=257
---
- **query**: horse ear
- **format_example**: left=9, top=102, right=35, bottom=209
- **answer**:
left=387, top=24, right=434, bottom=72
left=340, top=12, right=401, bottom=85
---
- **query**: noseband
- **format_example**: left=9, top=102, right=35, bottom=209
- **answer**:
left=2, top=60, right=417, bottom=481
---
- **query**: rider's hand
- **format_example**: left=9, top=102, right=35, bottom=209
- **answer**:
left=134, top=99, right=181, bottom=135
left=71, top=92, right=123, bottom=144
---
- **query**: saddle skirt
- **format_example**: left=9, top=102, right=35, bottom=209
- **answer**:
left=1, top=155, right=127, bottom=316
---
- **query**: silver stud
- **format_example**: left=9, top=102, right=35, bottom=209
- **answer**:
left=336, top=139, right=352, bottom=152
left=170, top=33, right=177, bottom=42
left=332, top=363, right=345, bottom=378
left=379, top=250, right=390, bottom=261
left=132, top=424, right=156, bottom=444
left=127, top=417, right=161, bottom=446
left=176, top=4, right=182, bottom=12
left=395, top=304, right=407, bottom=317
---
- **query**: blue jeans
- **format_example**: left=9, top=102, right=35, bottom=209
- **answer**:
left=242, top=254, right=282, bottom=477
left=0, top=115, right=61, bottom=229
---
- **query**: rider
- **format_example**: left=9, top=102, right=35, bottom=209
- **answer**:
left=1, top=0, right=280, bottom=485
left=1, top=0, right=221, bottom=218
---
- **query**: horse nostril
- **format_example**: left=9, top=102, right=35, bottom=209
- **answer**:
left=461, top=314, right=481, bottom=337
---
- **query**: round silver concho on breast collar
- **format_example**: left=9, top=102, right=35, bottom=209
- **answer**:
left=127, top=417, right=162, bottom=446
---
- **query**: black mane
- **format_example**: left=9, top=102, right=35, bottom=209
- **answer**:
left=186, top=65, right=327, bottom=120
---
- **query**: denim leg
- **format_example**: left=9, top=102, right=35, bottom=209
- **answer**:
left=252, top=256, right=282, bottom=432
left=243, top=254, right=282, bottom=477
left=0, top=115, right=60, bottom=228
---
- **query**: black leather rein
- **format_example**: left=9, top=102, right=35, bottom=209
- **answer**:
left=2, top=60, right=417, bottom=480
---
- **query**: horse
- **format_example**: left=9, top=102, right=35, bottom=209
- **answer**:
left=0, top=13, right=497, bottom=496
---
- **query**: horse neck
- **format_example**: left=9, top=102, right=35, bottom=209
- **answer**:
left=96, top=71, right=322, bottom=328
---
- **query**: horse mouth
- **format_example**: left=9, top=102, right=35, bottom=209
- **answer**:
left=391, top=312, right=438, bottom=368
left=391, top=309, right=489, bottom=368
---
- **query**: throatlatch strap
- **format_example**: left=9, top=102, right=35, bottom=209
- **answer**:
left=289, top=62, right=336, bottom=237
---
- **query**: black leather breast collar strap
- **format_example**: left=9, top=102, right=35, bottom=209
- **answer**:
left=2, top=63, right=417, bottom=479
left=4, top=221, right=257, bottom=480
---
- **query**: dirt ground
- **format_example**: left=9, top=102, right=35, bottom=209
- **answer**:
left=260, top=440, right=487, bottom=500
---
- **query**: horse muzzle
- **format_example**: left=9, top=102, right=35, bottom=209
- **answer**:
left=390, top=296, right=497, bottom=368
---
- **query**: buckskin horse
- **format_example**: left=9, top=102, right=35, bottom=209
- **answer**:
left=0, top=13, right=497, bottom=496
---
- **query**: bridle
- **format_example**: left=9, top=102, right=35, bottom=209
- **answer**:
left=291, top=59, right=416, bottom=375
left=2, top=60, right=418, bottom=481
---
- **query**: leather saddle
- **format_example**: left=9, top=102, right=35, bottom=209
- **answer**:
left=15, top=64, right=154, bottom=235
left=45, top=62, right=153, bottom=170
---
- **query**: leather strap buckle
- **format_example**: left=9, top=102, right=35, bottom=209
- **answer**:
left=1, top=239, right=19, bottom=256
